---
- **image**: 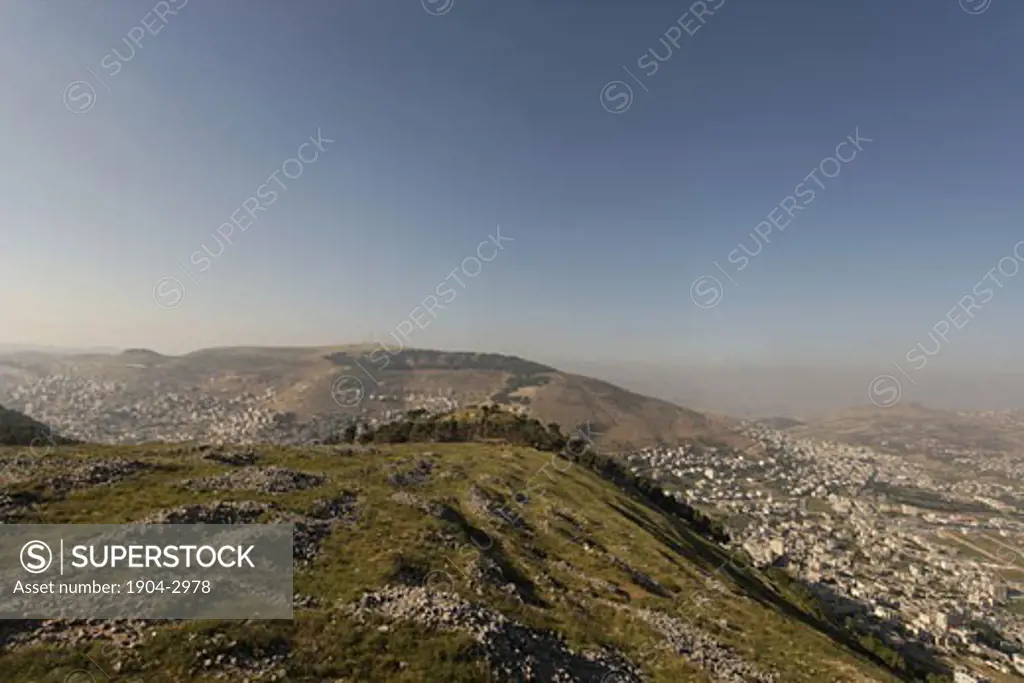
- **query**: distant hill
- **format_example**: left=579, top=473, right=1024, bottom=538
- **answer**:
left=8, top=346, right=751, bottom=450
left=789, top=402, right=1024, bottom=456
left=756, top=416, right=806, bottom=430
left=119, top=348, right=168, bottom=366
left=201, top=347, right=751, bottom=449
left=0, top=404, right=70, bottom=447
left=0, top=344, right=120, bottom=356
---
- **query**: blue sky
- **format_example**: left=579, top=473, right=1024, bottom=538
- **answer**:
left=2, top=0, right=1023, bottom=372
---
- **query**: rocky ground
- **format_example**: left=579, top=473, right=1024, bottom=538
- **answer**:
left=346, top=585, right=645, bottom=683
left=0, top=492, right=36, bottom=523
left=0, top=453, right=156, bottom=490
left=201, top=447, right=260, bottom=466
left=142, top=500, right=275, bottom=524
left=628, top=607, right=778, bottom=683
left=179, top=466, right=327, bottom=494
left=0, top=438, right=910, bottom=682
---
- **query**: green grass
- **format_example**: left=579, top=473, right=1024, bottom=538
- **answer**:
left=0, top=441, right=923, bottom=682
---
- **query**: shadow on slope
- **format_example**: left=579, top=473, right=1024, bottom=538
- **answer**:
left=363, top=407, right=954, bottom=682
left=0, top=404, right=75, bottom=447
left=605, top=479, right=954, bottom=683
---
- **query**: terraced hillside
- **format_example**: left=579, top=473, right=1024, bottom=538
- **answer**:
left=1, top=431, right=938, bottom=682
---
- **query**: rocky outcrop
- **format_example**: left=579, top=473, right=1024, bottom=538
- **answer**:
left=629, top=608, right=778, bottom=683
left=179, top=467, right=326, bottom=494
left=202, top=447, right=259, bottom=466
left=346, top=585, right=644, bottom=682
left=143, top=501, right=274, bottom=524
left=0, top=454, right=153, bottom=491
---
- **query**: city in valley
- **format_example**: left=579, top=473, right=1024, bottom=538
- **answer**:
left=625, top=422, right=1024, bottom=677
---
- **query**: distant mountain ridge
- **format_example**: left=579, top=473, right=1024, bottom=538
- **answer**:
left=787, top=402, right=1024, bottom=456
left=0, top=344, right=120, bottom=356
left=5, top=346, right=750, bottom=450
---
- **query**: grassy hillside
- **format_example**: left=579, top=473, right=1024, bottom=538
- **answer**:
left=0, top=420, right=937, bottom=682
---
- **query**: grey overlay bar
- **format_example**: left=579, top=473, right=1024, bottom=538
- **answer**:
left=0, top=524, right=293, bottom=619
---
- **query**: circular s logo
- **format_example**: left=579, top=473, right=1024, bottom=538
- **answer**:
left=600, top=81, right=633, bottom=114
left=331, top=375, right=365, bottom=408
left=28, top=428, right=58, bottom=457
left=690, top=275, right=724, bottom=309
left=63, top=81, right=97, bottom=114
left=868, top=374, right=901, bottom=408
left=960, top=0, right=992, bottom=14
left=423, top=570, right=455, bottom=593
left=20, top=540, right=53, bottom=574
left=422, top=0, right=454, bottom=16
left=152, top=276, right=185, bottom=310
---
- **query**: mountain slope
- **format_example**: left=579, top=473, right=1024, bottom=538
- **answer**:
left=250, top=347, right=749, bottom=449
left=2, top=346, right=751, bottom=450
left=0, top=404, right=67, bottom=447
left=0, top=434, right=921, bottom=682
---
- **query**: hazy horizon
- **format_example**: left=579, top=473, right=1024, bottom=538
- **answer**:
left=4, top=341, right=1023, bottom=417
left=3, top=0, right=1023, bottom=414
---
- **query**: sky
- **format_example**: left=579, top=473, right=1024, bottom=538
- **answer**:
left=2, top=0, right=1024, bottom=378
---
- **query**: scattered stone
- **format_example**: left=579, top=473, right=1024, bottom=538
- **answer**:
left=389, top=560, right=430, bottom=587
left=387, top=459, right=435, bottom=487
left=390, top=491, right=461, bottom=523
left=0, top=492, right=38, bottom=523
left=293, top=594, right=322, bottom=609
left=1, top=618, right=163, bottom=654
left=307, top=491, right=361, bottom=525
left=180, top=467, right=326, bottom=494
left=143, top=501, right=274, bottom=524
left=346, top=585, right=643, bottom=682
left=0, top=454, right=46, bottom=486
left=550, top=560, right=629, bottom=602
left=287, top=516, right=336, bottom=566
left=468, top=485, right=531, bottom=532
left=203, top=447, right=259, bottom=466
left=423, top=528, right=462, bottom=551
left=611, top=556, right=670, bottom=598
left=285, top=492, right=365, bottom=566
left=0, top=454, right=153, bottom=492
left=51, top=459, right=154, bottom=493
left=143, top=498, right=360, bottom=567
left=628, top=607, right=778, bottom=683
left=470, top=556, right=526, bottom=605
left=187, top=629, right=290, bottom=682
